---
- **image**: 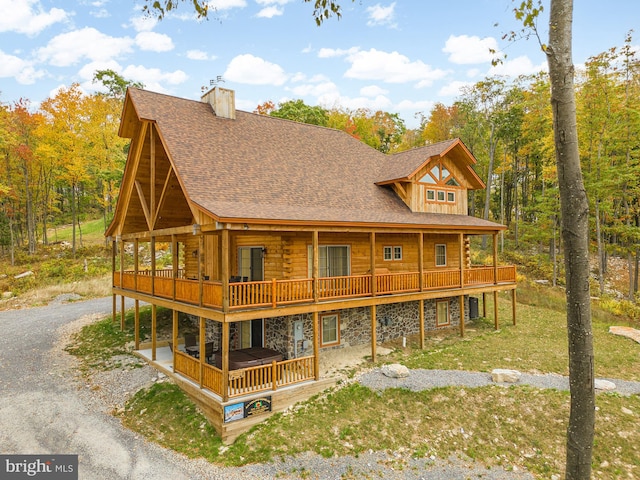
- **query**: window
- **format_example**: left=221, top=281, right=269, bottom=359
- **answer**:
left=426, top=189, right=435, bottom=200
left=437, top=190, right=445, bottom=201
left=320, top=313, right=340, bottom=346
left=384, top=246, right=402, bottom=261
left=447, top=191, right=455, bottom=202
left=435, top=244, right=447, bottom=266
left=308, top=245, right=350, bottom=277
left=436, top=301, right=450, bottom=327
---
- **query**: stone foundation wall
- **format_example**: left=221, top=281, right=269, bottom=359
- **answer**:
left=186, top=296, right=471, bottom=358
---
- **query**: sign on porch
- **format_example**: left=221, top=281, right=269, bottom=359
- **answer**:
left=224, top=396, right=272, bottom=423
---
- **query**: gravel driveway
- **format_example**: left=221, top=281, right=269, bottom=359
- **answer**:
left=0, top=297, right=539, bottom=479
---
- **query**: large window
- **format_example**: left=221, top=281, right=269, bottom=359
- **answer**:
left=436, top=301, right=450, bottom=327
left=320, top=313, right=340, bottom=346
left=435, top=244, right=447, bottom=267
left=308, top=245, right=350, bottom=277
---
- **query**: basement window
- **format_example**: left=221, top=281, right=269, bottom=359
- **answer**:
left=320, top=313, right=340, bottom=346
left=436, top=301, right=450, bottom=327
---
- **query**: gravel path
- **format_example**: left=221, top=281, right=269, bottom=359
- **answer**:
left=6, top=297, right=637, bottom=479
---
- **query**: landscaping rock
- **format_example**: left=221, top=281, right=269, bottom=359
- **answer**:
left=491, top=368, right=521, bottom=383
left=595, top=379, right=616, bottom=391
left=2, top=292, right=13, bottom=299
left=14, top=270, right=34, bottom=279
left=381, top=364, right=410, bottom=378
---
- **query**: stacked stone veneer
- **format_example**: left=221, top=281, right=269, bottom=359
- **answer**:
left=188, top=296, right=470, bottom=360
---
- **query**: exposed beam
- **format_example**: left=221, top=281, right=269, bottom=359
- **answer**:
left=134, top=180, right=152, bottom=230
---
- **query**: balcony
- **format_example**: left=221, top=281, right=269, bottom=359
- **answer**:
left=113, top=265, right=516, bottom=311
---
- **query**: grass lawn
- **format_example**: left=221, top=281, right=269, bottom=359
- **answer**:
left=68, top=280, right=640, bottom=479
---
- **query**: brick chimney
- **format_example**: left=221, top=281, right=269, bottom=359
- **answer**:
left=201, top=86, right=236, bottom=120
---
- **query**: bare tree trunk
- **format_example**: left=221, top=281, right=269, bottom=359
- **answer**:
left=547, top=1, right=595, bottom=478
left=595, top=200, right=605, bottom=295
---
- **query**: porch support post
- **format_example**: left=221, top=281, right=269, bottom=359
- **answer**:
left=198, top=234, right=204, bottom=307
left=172, top=309, right=178, bottom=372
left=459, top=233, right=465, bottom=288
left=151, top=304, right=157, bottom=361
left=493, top=290, right=499, bottom=330
left=119, top=238, right=125, bottom=331
left=512, top=289, right=517, bottom=325
left=459, top=295, right=465, bottom=337
left=221, top=229, right=230, bottom=313
left=111, top=239, right=116, bottom=324
left=133, top=238, right=139, bottom=290
left=313, top=311, right=320, bottom=380
left=370, top=305, right=377, bottom=363
left=482, top=292, right=487, bottom=318
left=418, top=232, right=424, bottom=291
left=172, top=234, right=177, bottom=300
left=134, top=300, right=140, bottom=350
left=312, top=231, right=319, bottom=303
left=370, top=232, right=376, bottom=296
left=222, top=321, right=230, bottom=402
left=199, top=316, right=206, bottom=386
left=493, top=233, right=498, bottom=285
left=120, top=296, right=125, bottom=331
left=419, top=299, right=425, bottom=349
left=112, top=294, right=116, bottom=325
left=151, top=236, right=156, bottom=296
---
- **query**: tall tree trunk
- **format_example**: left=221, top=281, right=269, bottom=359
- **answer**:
left=595, top=200, right=605, bottom=295
left=482, top=124, right=497, bottom=249
left=547, top=1, right=595, bottom=478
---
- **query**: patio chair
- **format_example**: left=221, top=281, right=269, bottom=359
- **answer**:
left=184, top=334, right=198, bottom=357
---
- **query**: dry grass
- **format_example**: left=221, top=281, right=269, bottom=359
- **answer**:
left=1, top=275, right=112, bottom=309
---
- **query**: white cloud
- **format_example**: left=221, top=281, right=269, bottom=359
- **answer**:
left=256, top=6, right=283, bottom=18
left=121, top=64, right=188, bottom=92
left=0, top=0, right=68, bottom=36
left=186, top=49, right=213, bottom=60
left=360, top=85, right=388, bottom=97
left=255, top=0, right=292, bottom=5
left=90, top=9, right=110, bottom=19
left=288, top=81, right=339, bottom=97
left=135, top=31, right=174, bottom=52
left=130, top=15, right=157, bottom=33
left=318, top=47, right=359, bottom=58
left=0, top=50, right=43, bottom=84
left=319, top=93, right=393, bottom=113
left=224, top=54, right=288, bottom=85
left=488, top=55, right=547, bottom=77
left=207, top=0, right=248, bottom=9
left=443, top=34, right=498, bottom=65
left=438, top=80, right=473, bottom=97
left=36, top=27, right=134, bottom=67
left=366, top=2, right=396, bottom=27
left=344, top=48, right=448, bottom=85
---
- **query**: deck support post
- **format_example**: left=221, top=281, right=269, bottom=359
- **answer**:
left=151, top=304, right=157, bottom=361
left=172, top=309, right=178, bottom=372
left=493, top=233, right=498, bottom=284
left=112, top=294, right=116, bottom=325
left=312, top=311, right=319, bottom=380
left=482, top=292, right=487, bottom=318
left=134, top=300, right=140, bottom=350
left=222, top=321, right=230, bottom=402
left=199, top=316, right=205, bottom=386
left=419, top=299, right=425, bottom=349
left=512, top=289, right=517, bottom=325
left=120, top=295, right=125, bottom=332
left=111, top=239, right=116, bottom=324
left=370, top=305, right=377, bottom=363
left=198, top=234, right=204, bottom=307
left=459, top=295, right=465, bottom=337
left=459, top=233, right=465, bottom=288
left=172, top=234, right=177, bottom=300
left=134, top=238, right=139, bottom=290
left=221, top=229, right=230, bottom=313
left=493, top=290, right=499, bottom=330
left=151, top=236, right=156, bottom=296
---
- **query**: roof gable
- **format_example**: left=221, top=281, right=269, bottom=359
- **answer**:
left=107, top=89, right=504, bottom=235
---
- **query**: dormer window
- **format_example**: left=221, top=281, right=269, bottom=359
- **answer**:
left=420, top=162, right=460, bottom=186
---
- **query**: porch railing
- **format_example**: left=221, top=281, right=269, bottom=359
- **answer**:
left=173, top=353, right=315, bottom=399
left=114, top=265, right=516, bottom=310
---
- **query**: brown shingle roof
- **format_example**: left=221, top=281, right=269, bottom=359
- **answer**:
left=122, top=88, right=503, bottom=231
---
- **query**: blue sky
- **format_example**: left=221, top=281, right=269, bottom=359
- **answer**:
left=1, top=0, right=639, bottom=128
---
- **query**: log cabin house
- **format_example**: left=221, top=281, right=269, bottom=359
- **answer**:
left=106, top=86, right=517, bottom=442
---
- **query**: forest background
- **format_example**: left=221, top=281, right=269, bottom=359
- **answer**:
left=1, top=34, right=639, bottom=308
